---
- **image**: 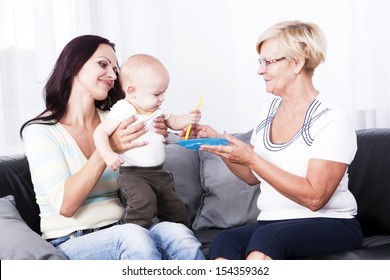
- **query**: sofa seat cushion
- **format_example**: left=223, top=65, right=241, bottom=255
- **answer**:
left=194, top=229, right=223, bottom=259
left=300, top=241, right=390, bottom=260
left=0, top=195, right=67, bottom=260
left=362, top=235, right=390, bottom=247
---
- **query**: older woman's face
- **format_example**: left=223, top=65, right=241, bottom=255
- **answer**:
left=257, top=39, right=294, bottom=96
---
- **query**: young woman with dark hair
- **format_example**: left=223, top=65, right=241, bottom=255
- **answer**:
left=20, top=35, right=204, bottom=260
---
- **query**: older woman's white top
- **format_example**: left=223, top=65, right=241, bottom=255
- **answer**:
left=251, top=94, right=358, bottom=220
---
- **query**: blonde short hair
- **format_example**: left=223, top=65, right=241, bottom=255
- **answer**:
left=256, top=20, right=327, bottom=76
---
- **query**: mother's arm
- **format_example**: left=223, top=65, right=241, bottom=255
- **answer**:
left=62, top=117, right=151, bottom=216
left=62, top=116, right=169, bottom=216
left=24, top=117, right=152, bottom=217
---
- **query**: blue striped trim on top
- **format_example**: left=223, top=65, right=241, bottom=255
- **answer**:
left=255, top=98, right=330, bottom=151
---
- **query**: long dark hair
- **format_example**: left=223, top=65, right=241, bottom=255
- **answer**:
left=20, top=35, right=124, bottom=138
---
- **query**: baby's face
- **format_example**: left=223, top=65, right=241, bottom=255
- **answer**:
left=132, top=71, right=169, bottom=113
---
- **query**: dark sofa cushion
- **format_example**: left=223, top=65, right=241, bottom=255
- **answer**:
left=348, top=129, right=390, bottom=236
left=193, top=130, right=260, bottom=230
left=0, top=195, right=67, bottom=259
left=0, top=154, right=41, bottom=234
left=163, top=134, right=204, bottom=225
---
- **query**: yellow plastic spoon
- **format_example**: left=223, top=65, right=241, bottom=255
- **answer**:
left=184, top=96, right=203, bottom=140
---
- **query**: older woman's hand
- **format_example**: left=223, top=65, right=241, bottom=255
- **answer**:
left=199, top=132, right=255, bottom=166
left=177, top=124, right=223, bottom=139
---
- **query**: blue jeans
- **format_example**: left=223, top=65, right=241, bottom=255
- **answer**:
left=50, top=222, right=205, bottom=260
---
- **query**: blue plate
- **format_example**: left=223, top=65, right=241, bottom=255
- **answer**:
left=177, top=138, right=229, bottom=151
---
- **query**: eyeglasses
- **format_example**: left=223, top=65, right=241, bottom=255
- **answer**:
left=257, top=57, right=286, bottom=71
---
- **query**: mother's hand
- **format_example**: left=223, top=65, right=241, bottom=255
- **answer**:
left=109, top=116, right=148, bottom=153
left=153, top=116, right=168, bottom=143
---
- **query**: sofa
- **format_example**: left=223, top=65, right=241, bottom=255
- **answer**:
left=1, top=128, right=390, bottom=259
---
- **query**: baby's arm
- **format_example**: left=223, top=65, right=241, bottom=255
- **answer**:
left=93, top=118, right=124, bottom=171
left=166, top=109, right=201, bottom=130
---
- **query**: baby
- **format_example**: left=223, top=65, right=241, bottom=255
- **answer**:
left=94, top=54, right=201, bottom=228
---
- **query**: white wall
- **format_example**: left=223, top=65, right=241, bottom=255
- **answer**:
left=1, top=0, right=390, bottom=155
left=111, top=0, right=354, bottom=133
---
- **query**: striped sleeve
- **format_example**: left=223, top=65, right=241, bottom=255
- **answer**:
left=24, top=124, right=72, bottom=213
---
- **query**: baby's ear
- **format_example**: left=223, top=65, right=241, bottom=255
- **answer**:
left=126, top=86, right=137, bottom=98
left=126, top=85, right=136, bottom=94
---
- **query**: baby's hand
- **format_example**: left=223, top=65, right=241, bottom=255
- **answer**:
left=189, top=109, right=201, bottom=124
left=104, top=153, right=124, bottom=171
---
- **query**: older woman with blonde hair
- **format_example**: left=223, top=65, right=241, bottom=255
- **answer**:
left=193, top=20, right=363, bottom=260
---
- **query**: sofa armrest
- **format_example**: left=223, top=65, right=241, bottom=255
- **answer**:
left=348, top=129, right=390, bottom=236
left=0, top=154, right=41, bottom=234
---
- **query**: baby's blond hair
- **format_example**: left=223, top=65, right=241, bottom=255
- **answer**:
left=119, top=54, right=169, bottom=90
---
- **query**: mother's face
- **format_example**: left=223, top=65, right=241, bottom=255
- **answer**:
left=73, top=44, right=119, bottom=101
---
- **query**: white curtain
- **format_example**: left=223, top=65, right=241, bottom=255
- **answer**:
left=1, top=0, right=389, bottom=155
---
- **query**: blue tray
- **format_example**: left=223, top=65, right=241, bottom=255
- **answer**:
left=177, top=138, right=229, bottom=151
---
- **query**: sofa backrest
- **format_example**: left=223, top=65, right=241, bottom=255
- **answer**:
left=348, top=128, right=390, bottom=236
left=0, top=155, right=41, bottom=234
left=2, top=128, right=390, bottom=237
left=164, top=130, right=260, bottom=231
